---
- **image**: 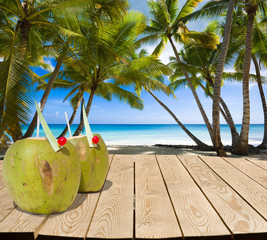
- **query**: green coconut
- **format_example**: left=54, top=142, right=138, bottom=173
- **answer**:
left=68, top=134, right=109, bottom=192
left=2, top=138, right=81, bottom=214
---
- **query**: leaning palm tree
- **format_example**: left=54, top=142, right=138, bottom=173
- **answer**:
left=0, top=0, right=130, bottom=146
left=22, top=0, right=130, bottom=138
left=184, top=0, right=267, bottom=154
left=36, top=60, right=145, bottom=138
left=127, top=49, right=212, bottom=150
left=141, top=0, right=220, bottom=147
left=66, top=11, right=147, bottom=135
left=168, top=43, right=242, bottom=148
left=0, top=0, right=91, bottom=142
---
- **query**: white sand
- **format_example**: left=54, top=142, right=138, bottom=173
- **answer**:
left=107, top=145, right=267, bottom=161
left=1, top=145, right=266, bottom=162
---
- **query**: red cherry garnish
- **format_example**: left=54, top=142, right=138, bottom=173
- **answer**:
left=92, top=136, right=99, bottom=144
left=58, top=137, right=67, bottom=146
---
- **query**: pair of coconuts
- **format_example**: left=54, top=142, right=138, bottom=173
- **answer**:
left=2, top=134, right=109, bottom=215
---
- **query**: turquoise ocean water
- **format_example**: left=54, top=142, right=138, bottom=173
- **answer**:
left=22, top=124, right=264, bottom=146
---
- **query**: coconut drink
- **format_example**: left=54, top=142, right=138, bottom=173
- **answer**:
left=68, top=134, right=109, bottom=192
left=67, top=105, right=109, bottom=192
left=2, top=102, right=81, bottom=214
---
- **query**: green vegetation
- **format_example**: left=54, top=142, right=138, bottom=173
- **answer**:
left=0, top=0, right=266, bottom=156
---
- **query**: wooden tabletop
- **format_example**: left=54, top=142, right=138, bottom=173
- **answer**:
left=0, top=155, right=266, bottom=240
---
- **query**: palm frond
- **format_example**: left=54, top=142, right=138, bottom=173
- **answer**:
left=101, top=82, right=144, bottom=110
left=181, top=0, right=229, bottom=22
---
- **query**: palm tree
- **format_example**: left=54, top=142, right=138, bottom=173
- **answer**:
left=230, top=13, right=267, bottom=149
left=0, top=0, right=130, bottom=146
left=65, top=11, right=147, bottom=135
left=36, top=61, right=145, bottom=138
left=184, top=0, right=267, bottom=154
left=142, top=0, right=220, bottom=147
left=232, top=0, right=258, bottom=154
left=129, top=50, right=212, bottom=150
left=212, top=0, right=235, bottom=156
left=22, top=0, right=130, bottom=138
left=168, top=41, right=247, bottom=148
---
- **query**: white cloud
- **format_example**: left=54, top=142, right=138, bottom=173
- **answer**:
left=44, top=58, right=55, bottom=72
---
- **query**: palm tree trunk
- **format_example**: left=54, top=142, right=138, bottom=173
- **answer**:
left=147, top=89, right=212, bottom=150
left=23, top=54, right=65, bottom=138
left=212, top=0, right=235, bottom=156
left=232, top=4, right=256, bottom=155
left=168, top=36, right=215, bottom=145
left=199, top=82, right=239, bottom=146
left=219, top=98, right=239, bottom=146
left=252, top=54, right=267, bottom=148
left=57, top=94, right=83, bottom=138
left=73, top=86, right=97, bottom=136
left=19, top=20, right=31, bottom=55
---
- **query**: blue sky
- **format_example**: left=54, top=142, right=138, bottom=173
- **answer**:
left=34, top=0, right=266, bottom=125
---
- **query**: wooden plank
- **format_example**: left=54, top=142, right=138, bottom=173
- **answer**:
left=0, top=160, right=3, bottom=188
left=38, top=193, right=100, bottom=239
left=179, top=155, right=267, bottom=237
left=0, top=174, right=5, bottom=190
left=201, top=156, right=267, bottom=219
left=135, top=155, right=182, bottom=239
left=246, top=158, right=267, bottom=171
left=87, top=155, right=134, bottom=239
left=0, top=207, right=47, bottom=240
left=156, top=155, right=231, bottom=239
left=223, top=157, right=267, bottom=189
left=38, top=154, right=114, bottom=239
left=0, top=187, right=15, bottom=222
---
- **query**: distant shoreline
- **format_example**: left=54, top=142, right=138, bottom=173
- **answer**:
left=1, top=144, right=267, bottom=161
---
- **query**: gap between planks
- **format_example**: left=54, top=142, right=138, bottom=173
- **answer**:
left=135, top=155, right=182, bottom=239
left=156, top=155, right=231, bottom=239
left=200, top=156, right=267, bottom=220
left=221, top=157, right=267, bottom=189
left=245, top=158, right=267, bottom=171
left=178, top=155, right=267, bottom=237
left=86, top=155, right=134, bottom=239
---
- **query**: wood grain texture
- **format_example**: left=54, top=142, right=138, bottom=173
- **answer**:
left=135, top=155, right=182, bottom=239
left=179, top=155, right=267, bottom=235
left=223, top=157, right=267, bottom=189
left=0, top=207, right=47, bottom=238
left=0, top=173, right=5, bottom=190
left=0, top=187, right=15, bottom=222
left=87, top=155, right=134, bottom=239
left=200, top=156, right=267, bottom=220
left=156, top=155, right=230, bottom=238
left=38, top=155, right=114, bottom=239
left=38, top=193, right=100, bottom=238
left=246, top=158, right=267, bottom=171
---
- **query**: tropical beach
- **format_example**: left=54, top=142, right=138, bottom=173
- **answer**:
left=0, top=0, right=267, bottom=158
left=0, top=1, right=267, bottom=238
